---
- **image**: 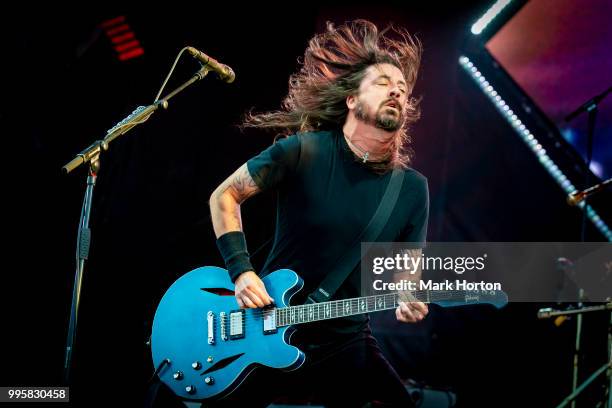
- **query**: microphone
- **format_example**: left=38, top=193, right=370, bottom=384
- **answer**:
left=186, top=46, right=235, bottom=83
left=567, top=178, right=612, bottom=206
left=564, top=86, right=611, bottom=122
left=537, top=308, right=553, bottom=319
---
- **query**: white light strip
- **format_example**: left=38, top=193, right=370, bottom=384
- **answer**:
left=458, top=55, right=612, bottom=241
left=471, top=0, right=513, bottom=35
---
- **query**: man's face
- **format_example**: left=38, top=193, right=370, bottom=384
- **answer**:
left=349, top=63, right=408, bottom=132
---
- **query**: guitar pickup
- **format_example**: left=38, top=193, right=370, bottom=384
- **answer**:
left=262, top=307, right=277, bottom=334
left=229, top=309, right=245, bottom=340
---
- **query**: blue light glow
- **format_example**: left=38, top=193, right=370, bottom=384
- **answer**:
left=459, top=55, right=612, bottom=241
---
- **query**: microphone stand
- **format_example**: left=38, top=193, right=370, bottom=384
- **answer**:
left=563, top=86, right=610, bottom=241
left=538, top=302, right=612, bottom=407
left=62, top=64, right=213, bottom=384
left=560, top=86, right=611, bottom=407
left=538, top=303, right=612, bottom=319
left=607, top=309, right=612, bottom=408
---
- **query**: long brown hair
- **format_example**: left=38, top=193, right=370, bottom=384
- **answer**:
left=243, top=19, right=422, bottom=169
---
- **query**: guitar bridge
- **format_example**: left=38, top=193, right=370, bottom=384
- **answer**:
left=220, top=312, right=228, bottom=341
left=207, top=311, right=215, bottom=345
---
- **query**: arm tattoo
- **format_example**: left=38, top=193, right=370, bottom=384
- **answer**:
left=230, top=165, right=260, bottom=203
left=214, top=163, right=260, bottom=205
left=210, top=164, right=261, bottom=236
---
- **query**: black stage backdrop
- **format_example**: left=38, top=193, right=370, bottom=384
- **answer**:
left=3, top=3, right=609, bottom=407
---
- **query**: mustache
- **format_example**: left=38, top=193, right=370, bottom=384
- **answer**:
left=380, top=98, right=402, bottom=110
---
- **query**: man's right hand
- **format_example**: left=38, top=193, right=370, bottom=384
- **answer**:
left=234, top=271, right=274, bottom=308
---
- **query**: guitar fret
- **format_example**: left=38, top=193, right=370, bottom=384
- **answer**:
left=276, top=289, right=495, bottom=327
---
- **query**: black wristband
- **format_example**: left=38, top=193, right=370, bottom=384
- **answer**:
left=216, top=231, right=255, bottom=283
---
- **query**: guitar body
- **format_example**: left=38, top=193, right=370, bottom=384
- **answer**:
left=151, top=266, right=507, bottom=401
left=151, top=266, right=305, bottom=401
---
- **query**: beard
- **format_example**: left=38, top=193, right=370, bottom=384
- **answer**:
left=355, top=100, right=403, bottom=132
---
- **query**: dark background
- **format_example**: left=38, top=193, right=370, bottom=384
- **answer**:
left=487, top=0, right=612, bottom=180
left=3, top=2, right=611, bottom=407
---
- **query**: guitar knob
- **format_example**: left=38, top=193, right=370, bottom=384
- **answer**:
left=207, top=356, right=214, bottom=363
left=192, top=361, right=202, bottom=370
left=173, top=371, right=183, bottom=380
left=185, top=385, right=196, bottom=394
left=204, top=376, right=215, bottom=385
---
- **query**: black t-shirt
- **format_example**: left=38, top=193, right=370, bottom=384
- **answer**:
left=247, top=129, right=429, bottom=336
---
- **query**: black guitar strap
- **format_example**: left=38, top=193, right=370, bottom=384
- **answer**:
left=305, top=168, right=404, bottom=304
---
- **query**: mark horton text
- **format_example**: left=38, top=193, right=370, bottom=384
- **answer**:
left=373, top=279, right=502, bottom=291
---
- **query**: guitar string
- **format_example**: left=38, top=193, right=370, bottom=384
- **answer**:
left=205, top=290, right=498, bottom=330
left=216, top=294, right=479, bottom=334
left=215, top=291, right=440, bottom=325
left=224, top=290, right=494, bottom=323
left=214, top=295, right=498, bottom=335
left=231, top=289, right=489, bottom=318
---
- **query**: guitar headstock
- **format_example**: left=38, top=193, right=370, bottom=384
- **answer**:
left=431, top=289, right=509, bottom=309
left=462, top=290, right=508, bottom=309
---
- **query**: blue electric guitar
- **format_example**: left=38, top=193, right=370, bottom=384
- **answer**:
left=150, top=266, right=507, bottom=401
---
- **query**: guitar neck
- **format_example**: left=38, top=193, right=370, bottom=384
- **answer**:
left=275, top=290, right=468, bottom=327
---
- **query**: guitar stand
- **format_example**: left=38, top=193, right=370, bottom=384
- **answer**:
left=538, top=303, right=612, bottom=407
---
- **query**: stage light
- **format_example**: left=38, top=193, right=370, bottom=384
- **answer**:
left=471, top=0, right=513, bottom=35
left=458, top=55, right=612, bottom=241
left=100, top=16, right=145, bottom=62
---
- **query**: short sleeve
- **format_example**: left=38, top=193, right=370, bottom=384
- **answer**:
left=400, top=175, right=429, bottom=244
left=246, top=135, right=301, bottom=190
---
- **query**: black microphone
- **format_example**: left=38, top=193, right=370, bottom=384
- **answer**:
left=186, top=46, right=235, bottom=83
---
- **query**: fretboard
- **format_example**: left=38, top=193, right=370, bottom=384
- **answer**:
left=275, top=290, right=468, bottom=327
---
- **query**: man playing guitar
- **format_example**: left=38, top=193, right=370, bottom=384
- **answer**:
left=208, top=20, right=429, bottom=407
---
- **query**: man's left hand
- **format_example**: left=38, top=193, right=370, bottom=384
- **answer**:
left=395, top=301, right=428, bottom=323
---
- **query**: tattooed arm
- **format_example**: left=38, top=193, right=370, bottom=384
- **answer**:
left=209, top=163, right=261, bottom=238
left=394, top=248, right=428, bottom=323
left=209, top=163, right=273, bottom=308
